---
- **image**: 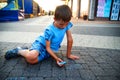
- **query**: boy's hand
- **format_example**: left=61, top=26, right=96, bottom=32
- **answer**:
left=67, top=54, right=79, bottom=60
left=56, top=58, right=64, bottom=67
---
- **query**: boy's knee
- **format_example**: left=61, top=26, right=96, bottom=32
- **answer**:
left=26, top=58, right=38, bottom=64
left=25, top=51, right=39, bottom=64
left=26, top=51, right=39, bottom=60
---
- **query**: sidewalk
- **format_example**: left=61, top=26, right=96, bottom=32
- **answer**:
left=0, top=42, right=120, bottom=80
left=0, top=17, right=120, bottom=80
left=71, top=17, right=120, bottom=24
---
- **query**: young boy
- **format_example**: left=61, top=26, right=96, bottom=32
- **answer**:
left=5, top=5, right=79, bottom=67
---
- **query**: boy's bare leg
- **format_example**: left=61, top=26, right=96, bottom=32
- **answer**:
left=18, top=50, right=39, bottom=64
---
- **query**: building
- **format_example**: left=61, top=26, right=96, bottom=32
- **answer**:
left=0, top=0, right=43, bottom=19
left=64, top=0, right=120, bottom=21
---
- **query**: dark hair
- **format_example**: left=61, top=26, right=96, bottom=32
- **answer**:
left=54, top=5, right=72, bottom=22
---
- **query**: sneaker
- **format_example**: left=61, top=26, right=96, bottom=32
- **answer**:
left=5, top=47, right=28, bottom=60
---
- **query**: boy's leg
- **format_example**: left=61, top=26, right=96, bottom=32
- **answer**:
left=5, top=47, right=28, bottom=60
left=5, top=47, right=50, bottom=64
left=5, top=47, right=39, bottom=64
left=19, top=49, right=50, bottom=64
left=18, top=50, right=39, bottom=64
left=18, top=49, right=50, bottom=64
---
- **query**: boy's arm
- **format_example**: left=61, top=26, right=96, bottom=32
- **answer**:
left=46, top=40, right=63, bottom=66
left=66, top=30, right=73, bottom=57
left=66, top=30, right=79, bottom=60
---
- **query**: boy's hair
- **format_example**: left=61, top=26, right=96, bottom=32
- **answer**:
left=54, top=5, right=72, bottom=22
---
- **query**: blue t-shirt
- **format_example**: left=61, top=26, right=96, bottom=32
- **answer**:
left=35, top=22, right=73, bottom=52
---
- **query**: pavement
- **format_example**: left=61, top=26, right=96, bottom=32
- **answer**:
left=0, top=16, right=120, bottom=80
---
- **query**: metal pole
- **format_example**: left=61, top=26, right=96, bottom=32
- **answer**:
left=71, top=0, right=73, bottom=11
left=22, top=0, right=24, bottom=10
left=88, top=0, right=95, bottom=20
left=77, top=0, right=81, bottom=19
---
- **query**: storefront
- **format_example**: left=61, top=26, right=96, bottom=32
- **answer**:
left=96, top=0, right=120, bottom=21
left=110, top=0, right=120, bottom=21
left=68, top=0, right=89, bottom=18
left=68, top=0, right=120, bottom=21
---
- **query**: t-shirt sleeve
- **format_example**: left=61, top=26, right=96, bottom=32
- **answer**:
left=44, top=29, right=53, bottom=41
left=66, top=22, right=73, bottom=31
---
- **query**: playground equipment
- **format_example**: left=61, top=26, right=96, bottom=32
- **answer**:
left=0, top=0, right=33, bottom=22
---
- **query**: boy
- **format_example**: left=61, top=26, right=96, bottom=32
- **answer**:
left=5, top=5, right=79, bottom=67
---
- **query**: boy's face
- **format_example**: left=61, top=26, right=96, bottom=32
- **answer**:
left=54, top=19, right=69, bottom=29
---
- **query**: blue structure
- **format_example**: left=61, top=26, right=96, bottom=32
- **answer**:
left=18, top=0, right=33, bottom=14
left=0, top=0, right=19, bottom=22
left=0, top=0, right=33, bottom=22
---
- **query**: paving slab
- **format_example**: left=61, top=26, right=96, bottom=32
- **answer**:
left=0, top=42, right=120, bottom=80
